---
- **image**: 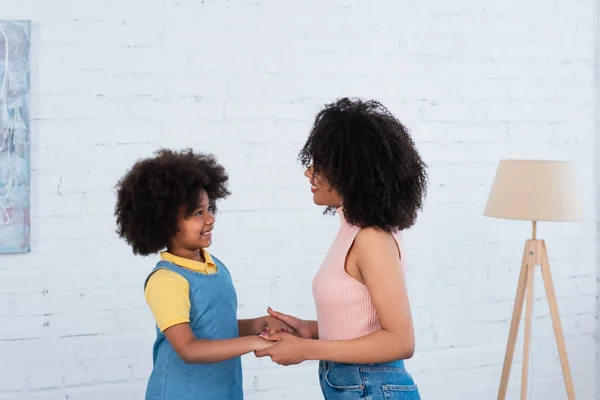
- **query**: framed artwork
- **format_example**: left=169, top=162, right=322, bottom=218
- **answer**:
left=0, top=20, right=31, bottom=253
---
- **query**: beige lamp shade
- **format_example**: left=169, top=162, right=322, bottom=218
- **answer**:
left=483, top=160, right=583, bottom=222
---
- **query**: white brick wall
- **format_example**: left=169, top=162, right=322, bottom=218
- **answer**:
left=0, top=1, right=597, bottom=399
left=596, top=0, right=600, bottom=397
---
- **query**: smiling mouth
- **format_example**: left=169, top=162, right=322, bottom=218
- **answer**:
left=201, top=230, right=212, bottom=236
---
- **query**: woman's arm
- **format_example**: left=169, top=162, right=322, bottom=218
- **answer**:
left=257, top=228, right=414, bottom=365
left=312, top=227, right=414, bottom=362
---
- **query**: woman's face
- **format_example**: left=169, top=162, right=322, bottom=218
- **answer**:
left=304, top=165, right=343, bottom=208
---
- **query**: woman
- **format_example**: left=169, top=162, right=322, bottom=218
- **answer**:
left=256, top=97, right=427, bottom=400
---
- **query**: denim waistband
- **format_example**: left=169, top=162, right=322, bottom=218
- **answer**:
left=319, top=360, right=406, bottom=370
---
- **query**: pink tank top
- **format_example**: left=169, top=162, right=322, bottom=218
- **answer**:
left=312, top=208, right=406, bottom=341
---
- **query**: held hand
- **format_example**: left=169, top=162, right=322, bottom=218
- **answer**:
left=267, top=307, right=314, bottom=339
left=254, top=332, right=308, bottom=366
left=252, top=335, right=276, bottom=352
left=260, top=316, right=298, bottom=336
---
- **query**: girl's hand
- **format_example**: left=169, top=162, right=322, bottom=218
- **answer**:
left=252, top=335, right=276, bottom=352
left=254, top=332, right=308, bottom=366
left=267, top=307, right=315, bottom=339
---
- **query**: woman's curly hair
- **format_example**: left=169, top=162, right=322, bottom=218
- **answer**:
left=299, top=97, right=428, bottom=231
left=114, top=148, right=230, bottom=256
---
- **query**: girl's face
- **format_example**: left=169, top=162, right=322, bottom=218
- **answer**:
left=305, top=165, right=343, bottom=208
left=171, top=189, right=215, bottom=253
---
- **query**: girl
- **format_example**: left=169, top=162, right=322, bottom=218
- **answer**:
left=114, top=148, right=293, bottom=400
left=256, top=98, right=427, bottom=400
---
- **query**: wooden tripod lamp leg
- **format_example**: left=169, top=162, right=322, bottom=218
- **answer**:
left=497, top=241, right=530, bottom=400
left=520, top=243, right=536, bottom=400
left=540, top=242, right=576, bottom=399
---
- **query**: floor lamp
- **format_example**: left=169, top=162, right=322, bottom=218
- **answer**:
left=483, top=160, right=583, bottom=400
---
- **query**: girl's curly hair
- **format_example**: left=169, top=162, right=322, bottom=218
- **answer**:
left=114, top=148, right=230, bottom=256
left=299, top=97, right=428, bottom=231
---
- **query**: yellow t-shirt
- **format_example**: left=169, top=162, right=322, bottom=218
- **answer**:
left=144, top=250, right=217, bottom=332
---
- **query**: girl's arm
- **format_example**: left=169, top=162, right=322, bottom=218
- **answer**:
left=164, top=323, right=272, bottom=364
left=257, top=228, right=414, bottom=364
left=144, top=271, right=276, bottom=363
left=238, top=318, right=265, bottom=336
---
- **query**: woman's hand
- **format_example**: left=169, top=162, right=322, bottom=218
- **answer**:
left=254, top=332, right=309, bottom=366
left=260, top=316, right=298, bottom=336
left=266, top=307, right=316, bottom=339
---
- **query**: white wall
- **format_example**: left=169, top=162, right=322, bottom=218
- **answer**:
left=594, top=0, right=600, bottom=399
left=0, top=1, right=597, bottom=399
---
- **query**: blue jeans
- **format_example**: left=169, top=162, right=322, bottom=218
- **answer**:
left=318, top=360, right=420, bottom=400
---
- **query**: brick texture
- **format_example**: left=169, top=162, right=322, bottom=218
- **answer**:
left=0, top=1, right=597, bottom=399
